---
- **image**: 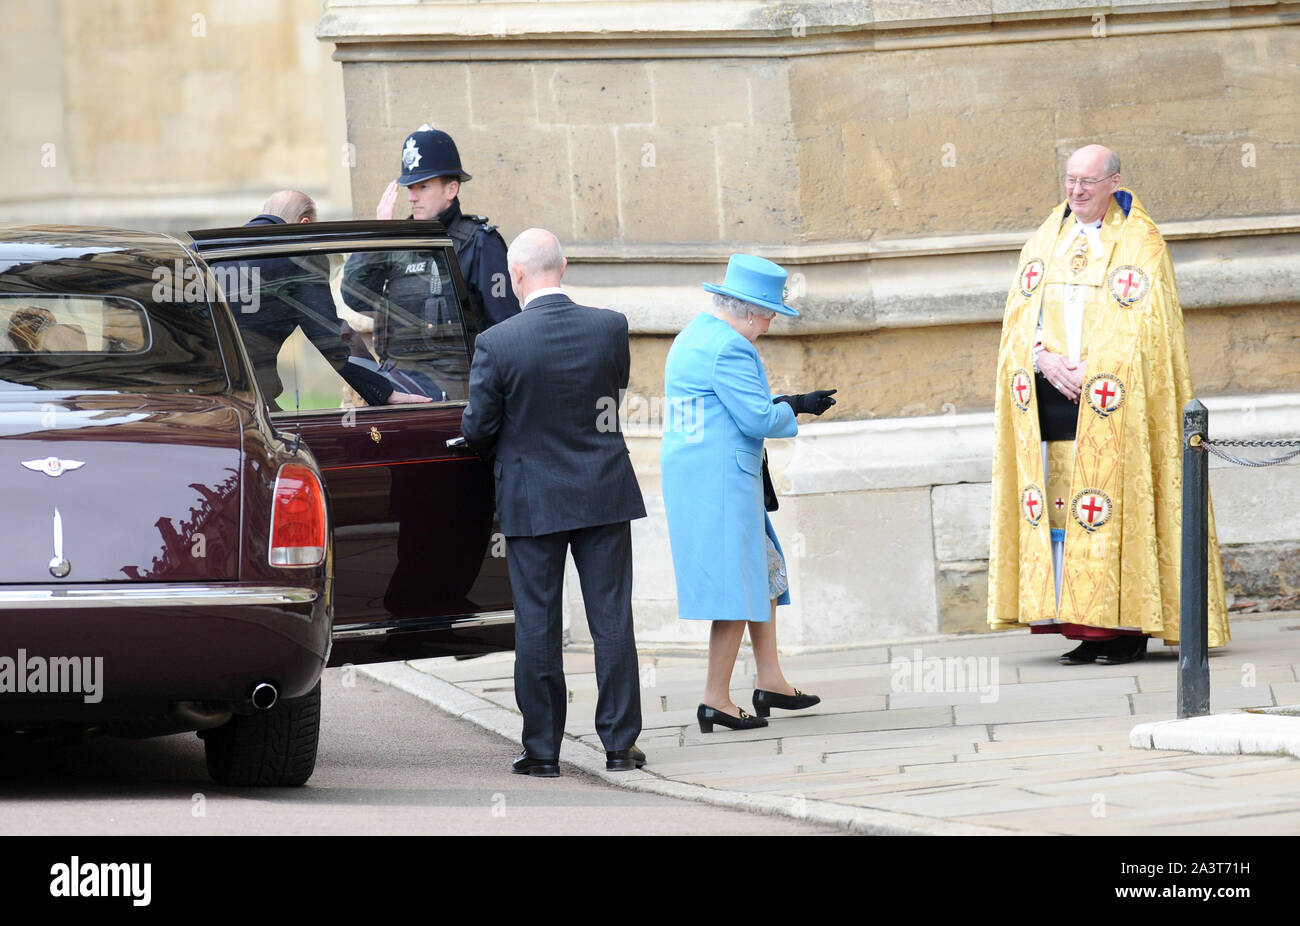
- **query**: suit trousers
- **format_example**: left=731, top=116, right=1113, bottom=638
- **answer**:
left=504, top=521, right=642, bottom=759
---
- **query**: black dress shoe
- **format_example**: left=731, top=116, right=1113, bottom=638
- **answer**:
left=1059, top=641, right=1101, bottom=665
left=697, top=703, right=768, bottom=733
left=1095, top=635, right=1148, bottom=666
left=751, top=688, right=821, bottom=718
left=605, top=744, right=646, bottom=771
left=511, top=751, right=560, bottom=777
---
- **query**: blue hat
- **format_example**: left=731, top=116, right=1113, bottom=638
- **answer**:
left=398, top=127, right=472, bottom=186
left=702, top=254, right=799, bottom=317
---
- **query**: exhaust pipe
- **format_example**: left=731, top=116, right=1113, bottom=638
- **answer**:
left=248, top=682, right=279, bottom=712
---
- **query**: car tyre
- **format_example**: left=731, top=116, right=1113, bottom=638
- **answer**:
left=203, top=681, right=320, bottom=787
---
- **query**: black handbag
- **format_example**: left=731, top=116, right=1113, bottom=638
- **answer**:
left=761, top=449, right=779, bottom=512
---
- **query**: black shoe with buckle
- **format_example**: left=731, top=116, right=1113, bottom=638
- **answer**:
left=751, top=688, right=821, bottom=718
left=697, top=703, right=768, bottom=733
left=1059, top=641, right=1101, bottom=665
left=511, top=751, right=560, bottom=777
left=605, top=744, right=646, bottom=771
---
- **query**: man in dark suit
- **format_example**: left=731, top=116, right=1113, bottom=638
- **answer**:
left=236, top=190, right=429, bottom=409
left=461, top=228, right=646, bottom=777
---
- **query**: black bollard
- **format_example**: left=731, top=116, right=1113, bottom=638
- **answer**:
left=1178, top=399, right=1210, bottom=718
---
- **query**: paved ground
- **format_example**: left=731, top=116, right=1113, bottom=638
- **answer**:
left=0, top=669, right=839, bottom=835
left=370, top=611, right=1300, bottom=835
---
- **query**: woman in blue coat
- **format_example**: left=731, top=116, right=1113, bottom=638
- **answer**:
left=661, top=254, right=837, bottom=732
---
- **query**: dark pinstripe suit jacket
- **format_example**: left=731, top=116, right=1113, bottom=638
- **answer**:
left=461, top=292, right=646, bottom=537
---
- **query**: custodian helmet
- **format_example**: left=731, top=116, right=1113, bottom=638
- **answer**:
left=397, top=125, right=472, bottom=186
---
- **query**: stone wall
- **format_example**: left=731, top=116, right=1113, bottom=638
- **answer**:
left=326, top=0, right=1300, bottom=414
left=322, top=0, right=1300, bottom=646
left=0, top=0, right=352, bottom=230
left=331, top=1, right=1299, bottom=646
left=573, top=395, right=1300, bottom=648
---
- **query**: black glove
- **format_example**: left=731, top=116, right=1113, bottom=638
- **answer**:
left=774, top=389, right=837, bottom=416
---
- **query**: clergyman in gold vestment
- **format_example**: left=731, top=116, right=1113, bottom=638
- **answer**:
left=987, top=144, right=1229, bottom=665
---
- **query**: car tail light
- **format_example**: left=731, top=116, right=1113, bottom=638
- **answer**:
left=268, top=464, right=326, bottom=566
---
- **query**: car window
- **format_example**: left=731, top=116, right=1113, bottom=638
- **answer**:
left=208, top=248, right=472, bottom=414
left=0, top=291, right=226, bottom=394
left=0, top=295, right=149, bottom=354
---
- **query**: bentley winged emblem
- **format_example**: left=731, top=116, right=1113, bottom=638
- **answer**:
left=21, top=456, right=86, bottom=478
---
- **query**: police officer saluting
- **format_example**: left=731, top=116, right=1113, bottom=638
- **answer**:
left=376, top=125, right=520, bottom=327
left=342, top=126, right=521, bottom=401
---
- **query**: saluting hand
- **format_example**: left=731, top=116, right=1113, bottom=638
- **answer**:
left=375, top=180, right=400, bottom=220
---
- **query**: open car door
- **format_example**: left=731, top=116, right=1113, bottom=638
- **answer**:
left=189, top=220, right=513, bottom=665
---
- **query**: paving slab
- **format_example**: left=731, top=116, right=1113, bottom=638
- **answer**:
left=378, top=611, right=1300, bottom=835
left=892, top=675, right=1136, bottom=709
left=1181, top=756, right=1300, bottom=778
left=1270, top=681, right=1300, bottom=702
left=847, top=786, right=1094, bottom=819
left=1129, top=686, right=1276, bottom=714
left=782, top=724, right=989, bottom=756
left=989, top=713, right=1166, bottom=741
left=956, top=695, right=1134, bottom=725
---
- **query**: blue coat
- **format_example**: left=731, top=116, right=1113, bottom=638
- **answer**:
left=661, top=312, right=797, bottom=622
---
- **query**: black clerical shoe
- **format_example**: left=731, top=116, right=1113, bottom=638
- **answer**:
left=605, top=744, right=647, bottom=771
left=1095, top=636, right=1148, bottom=666
left=1058, top=641, right=1101, bottom=665
left=751, top=688, right=821, bottom=718
left=697, top=704, right=768, bottom=733
left=511, top=751, right=560, bottom=777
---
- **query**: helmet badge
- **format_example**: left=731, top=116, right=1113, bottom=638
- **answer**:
left=402, top=137, right=422, bottom=170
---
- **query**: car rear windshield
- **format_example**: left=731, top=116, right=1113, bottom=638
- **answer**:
left=0, top=292, right=228, bottom=394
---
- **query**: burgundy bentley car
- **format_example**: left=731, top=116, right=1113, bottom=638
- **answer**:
left=0, top=222, right=513, bottom=786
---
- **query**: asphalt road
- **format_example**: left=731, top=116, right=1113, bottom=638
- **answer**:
left=0, top=667, right=838, bottom=835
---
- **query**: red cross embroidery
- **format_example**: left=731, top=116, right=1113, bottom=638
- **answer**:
left=1093, top=380, right=1116, bottom=409
left=1055, top=497, right=1065, bottom=510
left=1023, top=265, right=1040, bottom=289
left=1081, top=496, right=1103, bottom=523
left=1117, top=272, right=1139, bottom=298
left=1014, top=376, right=1029, bottom=403
left=1026, top=495, right=1040, bottom=518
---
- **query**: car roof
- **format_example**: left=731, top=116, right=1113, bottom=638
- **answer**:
left=0, top=225, right=197, bottom=286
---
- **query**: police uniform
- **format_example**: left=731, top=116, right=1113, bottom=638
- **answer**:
left=237, top=213, right=395, bottom=408
left=342, top=242, right=468, bottom=400
left=341, top=128, right=519, bottom=400
left=434, top=196, right=518, bottom=328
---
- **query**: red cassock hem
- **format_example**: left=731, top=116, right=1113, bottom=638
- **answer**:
left=1029, top=622, right=1146, bottom=641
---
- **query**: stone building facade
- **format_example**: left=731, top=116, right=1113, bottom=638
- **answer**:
left=6, top=0, right=1297, bottom=648
left=1, top=0, right=352, bottom=230
left=320, top=0, right=1300, bottom=647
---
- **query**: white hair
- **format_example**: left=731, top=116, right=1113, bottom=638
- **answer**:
left=712, top=292, right=775, bottom=319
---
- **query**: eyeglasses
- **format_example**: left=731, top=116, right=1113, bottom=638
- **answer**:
left=1064, top=173, right=1117, bottom=189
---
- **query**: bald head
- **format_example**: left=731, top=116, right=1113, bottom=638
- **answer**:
left=507, top=228, right=567, bottom=304
left=260, top=190, right=316, bottom=224
left=1068, top=144, right=1120, bottom=179
left=1065, top=145, right=1121, bottom=224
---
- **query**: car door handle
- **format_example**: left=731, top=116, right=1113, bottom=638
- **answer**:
left=445, top=436, right=466, bottom=449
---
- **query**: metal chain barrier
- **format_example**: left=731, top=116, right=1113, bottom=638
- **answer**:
left=1181, top=402, right=1300, bottom=717
left=1202, top=438, right=1300, bottom=468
